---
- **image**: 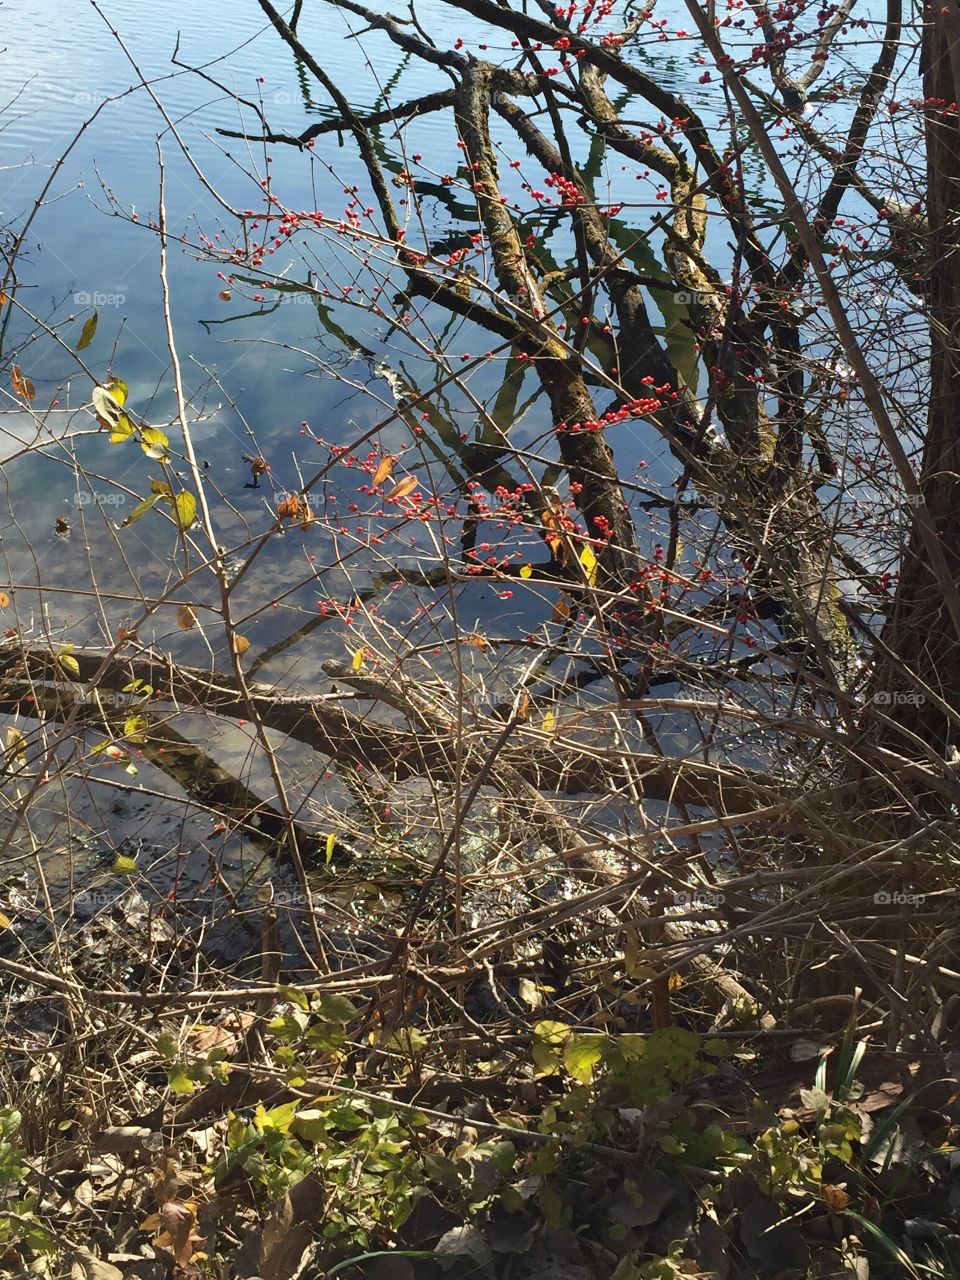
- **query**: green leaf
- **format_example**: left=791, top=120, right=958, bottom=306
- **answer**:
left=167, top=1067, right=197, bottom=1095
left=173, top=490, right=197, bottom=529
left=314, top=993, right=359, bottom=1024
left=76, top=310, right=98, bottom=351
left=563, top=1033, right=606, bottom=1084
left=140, top=426, right=171, bottom=461
left=120, top=494, right=162, bottom=528
left=256, top=1100, right=298, bottom=1133
left=277, top=983, right=310, bottom=1011
left=156, top=1032, right=180, bottom=1061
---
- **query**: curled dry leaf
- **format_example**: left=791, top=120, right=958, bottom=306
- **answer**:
left=218, top=289, right=232, bottom=301
left=233, top=634, right=251, bottom=657
left=371, top=455, right=396, bottom=487
left=141, top=1199, right=204, bottom=1269
left=11, top=365, right=36, bottom=401
left=176, top=604, right=197, bottom=631
left=277, top=493, right=305, bottom=522
left=386, top=474, right=419, bottom=502
left=466, top=632, right=488, bottom=650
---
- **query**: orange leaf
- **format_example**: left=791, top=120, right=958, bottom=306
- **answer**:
left=550, top=597, right=571, bottom=623
left=11, top=365, right=35, bottom=401
left=0, top=591, right=9, bottom=609
left=233, top=635, right=251, bottom=657
left=277, top=493, right=304, bottom=521
left=218, top=289, right=232, bottom=301
left=386, top=475, right=419, bottom=502
left=371, top=455, right=396, bottom=487
left=466, top=632, right=488, bottom=650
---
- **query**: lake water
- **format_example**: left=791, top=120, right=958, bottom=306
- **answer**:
left=0, top=0, right=923, bottom=948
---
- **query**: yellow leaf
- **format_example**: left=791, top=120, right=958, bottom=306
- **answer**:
left=112, top=855, right=138, bottom=875
left=351, top=647, right=365, bottom=672
left=57, top=650, right=80, bottom=678
left=5, top=727, right=26, bottom=768
left=140, top=426, right=171, bottom=461
left=386, top=475, right=418, bottom=501
left=0, top=912, right=12, bottom=929
left=579, top=542, right=598, bottom=587
left=109, top=414, right=136, bottom=444
left=173, top=491, right=197, bottom=529
left=233, top=634, right=251, bottom=657
left=519, top=564, right=533, bottom=579
left=371, top=455, right=396, bottom=487
left=541, top=710, right=556, bottom=733
left=76, top=311, right=99, bottom=351
left=325, top=832, right=336, bottom=863
left=151, top=480, right=174, bottom=498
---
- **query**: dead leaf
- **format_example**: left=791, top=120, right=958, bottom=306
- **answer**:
left=0, top=590, right=9, bottom=608
left=550, top=597, right=571, bottom=623
left=11, top=365, right=36, bottom=401
left=177, top=604, right=197, bottom=631
left=371, top=455, right=396, bottom=487
left=465, top=633, right=488, bottom=650
left=277, top=493, right=305, bottom=522
left=70, top=1248, right=124, bottom=1280
left=219, top=289, right=232, bottom=301
left=143, top=1199, right=205, bottom=1269
left=822, top=1184, right=851, bottom=1213
left=386, top=474, right=419, bottom=502
left=233, top=635, right=251, bottom=657
left=55, top=516, right=70, bottom=535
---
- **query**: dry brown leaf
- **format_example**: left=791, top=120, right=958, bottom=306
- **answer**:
left=116, top=625, right=137, bottom=645
left=144, top=1199, right=204, bottom=1268
left=11, top=365, right=36, bottom=401
left=218, top=289, right=232, bottom=301
left=176, top=604, right=197, bottom=631
left=466, top=632, right=488, bottom=650
left=516, top=692, right=531, bottom=721
left=55, top=516, right=70, bottom=535
left=233, top=634, right=251, bottom=657
left=386, top=474, right=419, bottom=502
left=550, top=596, right=571, bottom=623
left=541, top=507, right=566, bottom=560
left=277, top=493, right=305, bottom=522
left=70, top=1248, right=124, bottom=1280
left=371, top=455, right=396, bottom=487
left=822, top=1184, right=851, bottom=1213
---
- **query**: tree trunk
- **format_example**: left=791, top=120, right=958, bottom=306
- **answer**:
left=870, top=7, right=960, bottom=759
